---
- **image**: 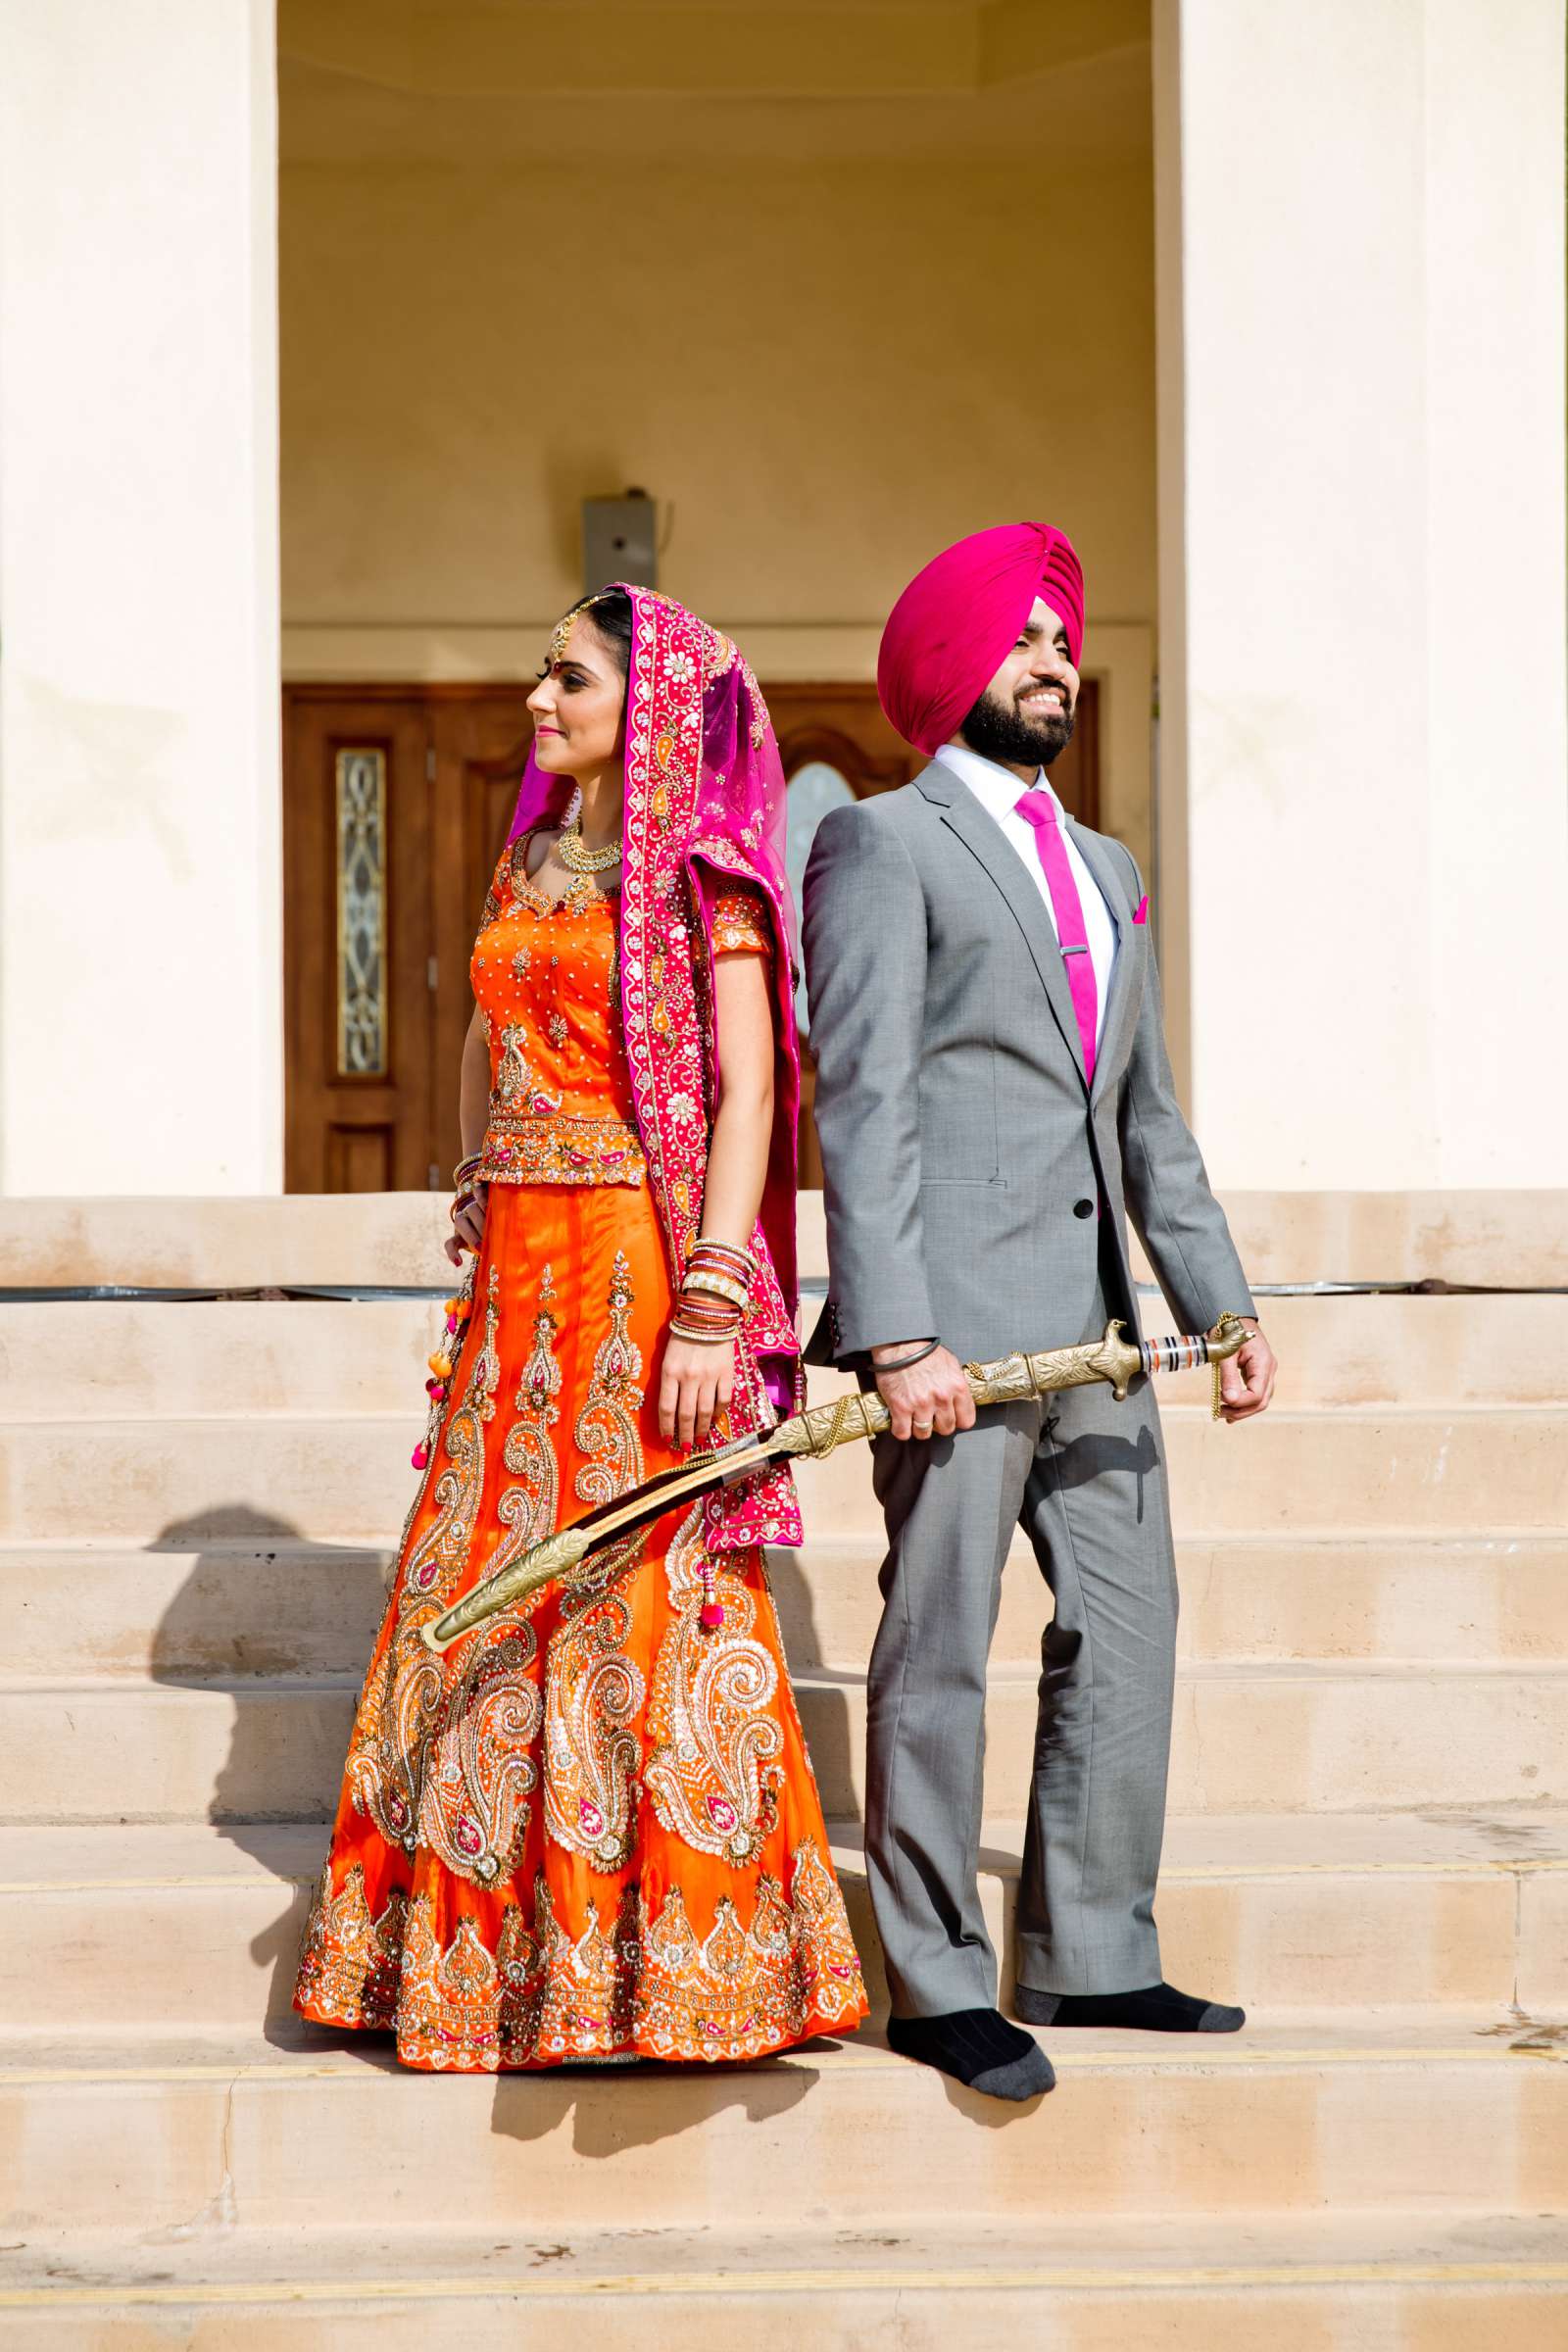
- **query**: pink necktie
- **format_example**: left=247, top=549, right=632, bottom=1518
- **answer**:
left=1015, top=791, right=1097, bottom=1084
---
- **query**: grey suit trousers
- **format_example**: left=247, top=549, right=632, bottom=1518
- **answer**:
left=864, top=1280, right=1177, bottom=2017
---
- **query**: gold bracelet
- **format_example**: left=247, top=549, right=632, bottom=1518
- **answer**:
left=683, top=1269, right=750, bottom=1310
left=688, top=1238, right=757, bottom=1273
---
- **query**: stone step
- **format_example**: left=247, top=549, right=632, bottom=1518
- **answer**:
left=0, top=2013, right=1560, bottom=2238
left=3, top=1404, right=1563, bottom=1543
left=0, top=1194, right=453, bottom=1290
left=9, top=1533, right=1568, bottom=1681
left=3, top=2214, right=1565, bottom=2349
left=6, top=1188, right=1566, bottom=1287
left=5, top=1661, right=1564, bottom=1826
left=797, top=1662, right=1568, bottom=1820
left=3, top=1813, right=1563, bottom=2036
left=781, top=1533, right=1568, bottom=1673
left=0, top=1299, right=435, bottom=1420
left=6, top=1292, right=1567, bottom=1420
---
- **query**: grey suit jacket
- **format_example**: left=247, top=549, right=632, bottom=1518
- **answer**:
left=800, top=762, right=1254, bottom=1365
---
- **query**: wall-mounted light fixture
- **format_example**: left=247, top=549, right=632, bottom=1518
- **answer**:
left=583, top=488, right=657, bottom=595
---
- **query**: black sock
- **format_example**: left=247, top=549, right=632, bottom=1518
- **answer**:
left=887, top=2007, right=1054, bottom=2098
left=1018, top=1981, right=1245, bottom=2034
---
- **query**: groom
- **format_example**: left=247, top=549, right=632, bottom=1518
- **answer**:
left=801, top=522, right=1277, bottom=2102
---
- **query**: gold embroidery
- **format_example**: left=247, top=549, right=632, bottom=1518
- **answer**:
left=345, top=1630, right=442, bottom=1854
left=479, top=1111, right=646, bottom=1189
left=416, top=1622, right=542, bottom=1886
left=402, top=1266, right=501, bottom=1606
left=543, top=1565, right=646, bottom=1872
left=347, top=1270, right=502, bottom=1850
left=468, top=1265, right=564, bottom=1605
left=645, top=1507, right=783, bottom=1865
left=710, top=883, right=772, bottom=960
left=294, top=1863, right=408, bottom=2031
left=573, top=1248, right=645, bottom=1507
left=535, top=1256, right=652, bottom=1871
left=509, top=837, right=603, bottom=920
left=495, top=1023, right=532, bottom=1102
left=304, top=1843, right=864, bottom=2070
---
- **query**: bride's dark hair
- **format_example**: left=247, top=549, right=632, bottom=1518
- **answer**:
left=564, top=585, right=633, bottom=674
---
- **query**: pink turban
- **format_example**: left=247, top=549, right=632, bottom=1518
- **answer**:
left=877, top=521, right=1085, bottom=756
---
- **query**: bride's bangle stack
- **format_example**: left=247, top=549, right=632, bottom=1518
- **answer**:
left=669, top=1238, right=756, bottom=1345
left=450, top=1150, right=484, bottom=1223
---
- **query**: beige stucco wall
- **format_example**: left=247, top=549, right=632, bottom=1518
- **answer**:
left=0, top=0, right=282, bottom=1196
left=278, top=144, right=1158, bottom=862
left=1154, top=0, right=1568, bottom=1189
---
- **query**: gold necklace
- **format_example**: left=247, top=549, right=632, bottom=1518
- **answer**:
left=556, top=817, right=621, bottom=876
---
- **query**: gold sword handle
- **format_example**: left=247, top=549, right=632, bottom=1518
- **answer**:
left=774, top=1320, right=1150, bottom=1463
left=970, top=1321, right=1146, bottom=1407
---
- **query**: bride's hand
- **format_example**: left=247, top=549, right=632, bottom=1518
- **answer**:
left=660, top=1333, right=736, bottom=1449
left=443, top=1185, right=488, bottom=1267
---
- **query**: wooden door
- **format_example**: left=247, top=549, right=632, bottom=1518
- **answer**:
left=283, top=691, right=438, bottom=1191
left=426, top=692, right=538, bottom=1154
left=283, top=678, right=1101, bottom=1193
left=283, top=686, right=531, bottom=1193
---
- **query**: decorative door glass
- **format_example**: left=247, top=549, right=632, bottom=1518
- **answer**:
left=335, top=749, right=388, bottom=1077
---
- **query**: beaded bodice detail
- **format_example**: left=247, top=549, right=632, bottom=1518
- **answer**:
left=470, top=838, right=772, bottom=1190
left=471, top=840, right=648, bottom=1189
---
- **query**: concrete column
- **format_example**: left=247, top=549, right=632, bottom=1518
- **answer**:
left=1154, top=0, right=1568, bottom=1188
left=0, top=0, right=281, bottom=1193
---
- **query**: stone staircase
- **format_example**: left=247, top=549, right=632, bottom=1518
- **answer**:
left=1, top=1194, right=1565, bottom=2345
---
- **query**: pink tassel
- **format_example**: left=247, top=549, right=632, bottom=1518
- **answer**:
left=445, top=1315, right=460, bottom=1335
left=411, top=1444, right=429, bottom=1471
left=700, top=1601, right=725, bottom=1631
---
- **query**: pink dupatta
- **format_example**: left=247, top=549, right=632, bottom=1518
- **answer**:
left=507, top=587, right=805, bottom=1551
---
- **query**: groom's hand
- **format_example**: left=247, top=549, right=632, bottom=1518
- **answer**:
left=1217, top=1317, right=1277, bottom=1422
left=871, top=1343, right=977, bottom=1443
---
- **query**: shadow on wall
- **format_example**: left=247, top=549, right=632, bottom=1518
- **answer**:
left=148, top=1503, right=389, bottom=2037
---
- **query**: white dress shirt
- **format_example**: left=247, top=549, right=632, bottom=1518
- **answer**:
left=933, top=742, right=1118, bottom=1051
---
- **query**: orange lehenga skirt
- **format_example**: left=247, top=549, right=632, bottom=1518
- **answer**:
left=294, top=1180, right=867, bottom=2070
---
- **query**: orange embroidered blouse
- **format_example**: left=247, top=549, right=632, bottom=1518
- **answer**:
left=470, top=838, right=771, bottom=1188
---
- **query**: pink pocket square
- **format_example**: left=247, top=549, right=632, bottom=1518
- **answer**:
left=1132, top=895, right=1150, bottom=926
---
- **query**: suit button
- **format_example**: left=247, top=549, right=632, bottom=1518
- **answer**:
left=1073, top=1198, right=1095, bottom=1218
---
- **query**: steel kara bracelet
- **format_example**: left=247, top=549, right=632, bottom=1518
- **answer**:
left=872, top=1337, right=942, bottom=1374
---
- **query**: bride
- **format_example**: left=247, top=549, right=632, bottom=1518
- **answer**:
left=295, top=584, right=867, bottom=2069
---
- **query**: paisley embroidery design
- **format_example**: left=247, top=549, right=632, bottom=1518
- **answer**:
left=402, top=1267, right=502, bottom=1609
left=572, top=1249, right=644, bottom=1507
left=415, top=1622, right=543, bottom=1886
left=495, top=1023, right=533, bottom=1103
left=468, top=1266, right=564, bottom=1604
left=345, top=1630, right=443, bottom=1856
left=346, top=1272, right=503, bottom=1850
left=645, top=1505, right=783, bottom=1865
left=531, top=1255, right=653, bottom=1870
left=543, top=1551, right=646, bottom=1872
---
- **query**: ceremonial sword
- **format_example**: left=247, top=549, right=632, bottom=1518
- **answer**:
left=419, top=1312, right=1250, bottom=1655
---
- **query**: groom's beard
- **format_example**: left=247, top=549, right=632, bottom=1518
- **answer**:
left=959, top=684, right=1075, bottom=771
